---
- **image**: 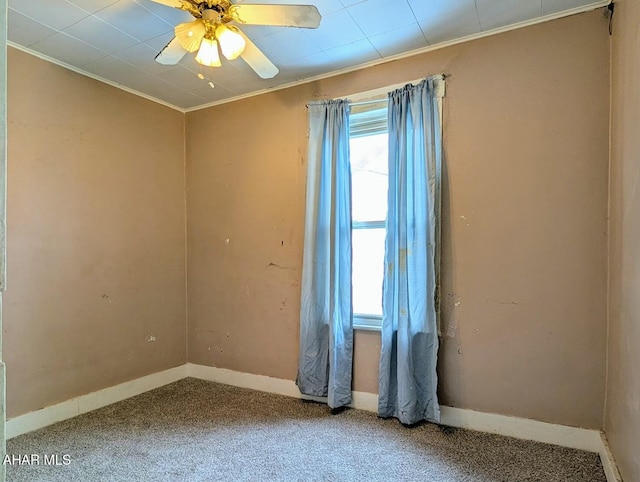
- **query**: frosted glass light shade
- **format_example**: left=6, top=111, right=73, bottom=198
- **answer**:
left=216, top=24, right=246, bottom=60
left=195, top=38, right=221, bottom=67
left=175, top=20, right=206, bottom=52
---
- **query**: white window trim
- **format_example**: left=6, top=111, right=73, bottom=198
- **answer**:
left=349, top=100, right=387, bottom=331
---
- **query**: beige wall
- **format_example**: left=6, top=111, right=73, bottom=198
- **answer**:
left=4, top=48, right=187, bottom=418
left=606, top=0, right=640, bottom=479
left=187, top=11, right=610, bottom=429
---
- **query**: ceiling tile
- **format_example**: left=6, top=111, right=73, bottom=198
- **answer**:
left=407, top=0, right=477, bottom=22
left=9, top=0, right=90, bottom=30
left=340, top=0, right=366, bottom=6
left=542, top=0, right=595, bottom=15
left=324, top=38, right=380, bottom=70
left=275, top=51, right=335, bottom=81
left=250, top=28, right=323, bottom=64
left=419, top=7, right=482, bottom=44
left=134, top=0, right=193, bottom=25
left=83, top=55, right=147, bottom=84
left=113, top=42, right=170, bottom=74
left=368, top=22, right=428, bottom=58
left=187, top=83, right=235, bottom=105
left=187, top=66, right=241, bottom=84
left=7, top=9, right=58, bottom=47
left=143, top=31, right=174, bottom=52
left=66, top=0, right=119, bottom=14
left=94, top=0, right=174, bottom=42
left=30, top=32, right=108, bottom=66
left=156, top=89, right=207, bottom=109
left=123, top=74, right=181, bottom=99
left=475, top=0, right=543, bottom=31
left=63, top=14, right=139, bottom=53
left=209, top=74, right=265, bottom=95
left=316, top=0, right=346, bottom=15
left=347, top=0, right=416, bottom=37
left=305, top=10, right=366, bottom=51
left=155, top=65, right=212, bottom=90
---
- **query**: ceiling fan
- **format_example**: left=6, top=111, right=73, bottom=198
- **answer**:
left=150, top=0, right=322, bottom=79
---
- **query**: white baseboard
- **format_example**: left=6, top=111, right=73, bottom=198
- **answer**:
left=186, top=363, right=381, bottom=410
left=439, top=405, right=601, bottom=453
left=597, top=433, right=623, bottom=482
left=5, top=362, right=623, bottom=482
left=187, top=364, right=623, bottom=481
left=186, top=364, right=600, bottom=451
left=6, top=365, right=187, bottom=439
left=186, top=363, right=301, bottom=399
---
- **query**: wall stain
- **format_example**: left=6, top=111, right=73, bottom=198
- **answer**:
left=486, top=299, right=521, bottom=305
left=267, top=262, right=296, bottom=271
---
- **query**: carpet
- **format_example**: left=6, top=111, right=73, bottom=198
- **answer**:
left=6, top=378, right=606, bottom=481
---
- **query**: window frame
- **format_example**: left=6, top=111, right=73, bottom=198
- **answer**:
left=349, top=100, right=388, bottom=331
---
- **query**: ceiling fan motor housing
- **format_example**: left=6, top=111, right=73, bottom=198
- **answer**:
left=202, top=9, right=222, bottom=22
left=198, top=0, right=232, bottom=17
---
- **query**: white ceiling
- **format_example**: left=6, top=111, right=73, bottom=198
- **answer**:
left=7, top=0, right=605, bottom=111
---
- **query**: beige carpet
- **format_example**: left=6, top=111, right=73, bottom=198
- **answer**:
left=7, top=378, right=606, bottom=481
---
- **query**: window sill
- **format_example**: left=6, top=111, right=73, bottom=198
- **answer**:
left=354, top=324, right=381, bottom=332
left=354, top=315, right=382, bottom=332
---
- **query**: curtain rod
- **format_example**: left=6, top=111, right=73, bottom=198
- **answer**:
left=350, top=98, right=387, bottom=107
left=306, top=73, right=447, bottom=108
left=306, top=99, right=383, bottom=108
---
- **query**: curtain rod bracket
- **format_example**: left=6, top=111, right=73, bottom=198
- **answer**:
left=607, top=2, right=615, bottom=36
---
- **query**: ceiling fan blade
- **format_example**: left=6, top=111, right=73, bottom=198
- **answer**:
left=230, top=4, right=321, bottom=28
left=155, top=37, right=187, bottom=65
left=147, top=0, right=185, bottom=8
left=238, top=30, right=279, bottom=79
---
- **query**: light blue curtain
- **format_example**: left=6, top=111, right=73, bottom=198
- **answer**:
left=378, top=79, right=441, bottom=425
left=296, top=99, right=353, bottom=409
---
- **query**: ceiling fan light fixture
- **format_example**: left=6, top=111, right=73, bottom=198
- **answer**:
left=152, top=0, right=322, bottom=79
left=175, top=20, right=206, bottom=53
left=215, top=24, right=246, bottom=60
left=195, top=37, right=222, bottom=67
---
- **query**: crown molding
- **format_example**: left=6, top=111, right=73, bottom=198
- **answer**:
left=184, top=1, right=609, bottom=112
left=8, top=1, right=609, bottom=113
left=7, top=42, right=187, bottom=113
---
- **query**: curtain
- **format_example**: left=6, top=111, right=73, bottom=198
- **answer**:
left=378, top=79, right=442, bottom=425
left=296, top=99, right=353, bottom=409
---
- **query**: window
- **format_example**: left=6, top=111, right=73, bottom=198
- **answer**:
left=348, top=77, right=445, bottom=331
left=349, top=99, right=388, bottom=330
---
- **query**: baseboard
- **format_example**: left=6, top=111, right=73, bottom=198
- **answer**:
left=187, top=364, right=626, bottom=480
left=186, top=363, right=301, bottom=399
left=6, top=362, right=622, bottom=482
left=186, top=364, right=602, bottom=452
left=597, top=433, right=623, bottom=482
left=6, top=365, right=187, bottom=439
left=440, top=405, right=603, bottom=453
left=185, top=363, right=380, bottom=412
